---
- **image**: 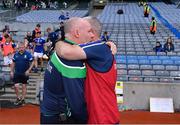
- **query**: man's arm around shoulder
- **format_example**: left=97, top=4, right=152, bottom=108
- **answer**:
left=55, top=41, right=87, bottom=60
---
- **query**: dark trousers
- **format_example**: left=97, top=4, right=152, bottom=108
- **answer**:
left=40, top=113, right=87, bottom=124
left=144, top=13, right=149, bottom=17
left=150, top=31, right=155, bottom=35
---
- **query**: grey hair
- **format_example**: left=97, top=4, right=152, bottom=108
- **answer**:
left=64, top=17, right=83, bottom=34
left=83, top=16, right=102, bottom=37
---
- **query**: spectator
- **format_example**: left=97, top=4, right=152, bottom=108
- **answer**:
left=65, top=12, right=70, bottom=20
left=163, top=37, right=174, bottom=52
left=150, top=16, right=157, bottom=35
left=0, top=29, right=9, bottom=47
left=10, top=41, right=34, bottom=106
left=101, top=31, right=110, bottom=42
left=153, top=41, right=163, bottom=52
left=46, top=27, right=59, bottom=56
left=2, top=0, right=7, bottom=8
left=32, top=24, right=41, bottom=40
left=55, top=21, right=65, bottom=40
left=24, top=32, right=33, bottom=49
left=33, top=32, right=46, bottom=73
left=4, top=25, right=10, bottom=34
left=58, top=12, right=66, bottom=20
left=1, top=34, right=16, bottom=66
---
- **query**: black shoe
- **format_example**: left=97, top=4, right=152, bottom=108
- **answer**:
left=20, top=99, right=25, bottom=106
left=14, top=98, right=21, bottom=105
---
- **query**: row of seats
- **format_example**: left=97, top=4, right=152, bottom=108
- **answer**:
left=117, top=75, right=179, bottom=83
left=16, top=10, right=88, bottom=23
left=150, top=2, right=180, bottom=24
left=118, top=69, right=180, bottom=77
left=116, top=55, right=180, bottom=64
left=117, top=64, right=180, bottom=71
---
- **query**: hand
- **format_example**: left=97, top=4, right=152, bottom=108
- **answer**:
left=10, top=71, right=14, bottom=79
left=106, top=41, right=117, bottom=55
left=25, top=70, right=30, bottom=76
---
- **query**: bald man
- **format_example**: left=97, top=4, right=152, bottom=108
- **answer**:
left=40, top=17, right=94, bottom=124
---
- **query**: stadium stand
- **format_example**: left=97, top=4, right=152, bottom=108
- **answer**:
left=97, top=2, right=180, bottom=83
left=16, top=10, right=89, bottom=23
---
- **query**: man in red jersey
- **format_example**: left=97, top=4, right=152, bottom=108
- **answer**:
left=55, top=16, right=119, bottom=124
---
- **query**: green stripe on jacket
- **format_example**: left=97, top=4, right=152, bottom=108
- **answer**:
left=51, top=52, right=86, bottom=78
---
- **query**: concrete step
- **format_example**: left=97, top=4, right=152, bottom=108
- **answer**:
left=4, top=87, right=36, bottom=93
left=0, top=93, right=36, bottom=100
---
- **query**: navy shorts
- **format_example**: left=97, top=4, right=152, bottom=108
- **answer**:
left=13, top=74, right=29, bottom=84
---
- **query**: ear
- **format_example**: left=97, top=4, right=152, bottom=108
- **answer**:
left=74, top=29, right=79, bottom=38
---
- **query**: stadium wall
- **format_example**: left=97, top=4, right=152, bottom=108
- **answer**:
left=123, top=82, right=180, bottom=111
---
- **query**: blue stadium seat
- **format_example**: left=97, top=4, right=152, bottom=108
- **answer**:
left=150, top=60, right=162, bottom=65
left=117, top=64, right=127, bottom=69
left=127, top=64, right=140, bottom=70
left=144, top=77, right=159, bottom=82
left=148, top=56, right=159, bottom=60
left=139, top=60, right=150, bottom=65
left=140, top=65, right=152, bottom=70
left=142, top=70, right=155, bottom=76
left=158, top=56, right=170, bottom=60
left=174, top=60, right=180, bottom=65
left=116, top=59, right=126, bottom=64
left=127, top=59, right=138, bottom=64
left=166, top=66, right=178, bottom=71
left=128, top=76, right=143, bottom=82
left=117, top=69, right=127, bottom=75
left=160, top=78, right=174, bottom=83
left=137, top=56, right=148, bottom=60
left=162, top=60, right=174, bottom=65
left=153, top=65, right=165, bottom=70
left=156, top=71, right=169, bottom=76
left=170, top=71, right=180, bottom=77
left=128, top=70, right=141, bottom=76
left=126, top=56, right=137, bottom=60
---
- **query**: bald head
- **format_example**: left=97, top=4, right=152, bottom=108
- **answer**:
left=63, top=17, right=94, bottom=44
left=64, top=17, right=84, bottom=34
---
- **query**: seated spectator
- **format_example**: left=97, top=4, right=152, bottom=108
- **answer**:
left=55, top=22, right=65, bottom=40
left=58, top=13, right=66, bottom=20
left=153, top=41, right=163, bottom=52
left=163, top=37, right=174, bottom=52
left=46, top=27, right=59, bottom=56
left=4, top=25, right=10, bottom=34
left=101, top=31, right=110, bottom=42
left=65, top=12, right=70, bottom=20
left=24, top=32, right=33, bottom=54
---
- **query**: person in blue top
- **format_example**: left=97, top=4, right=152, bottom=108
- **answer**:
left=40, top=17, right=95, bottom=124
left=33, top=32, right=46, bottom=72
left=10, top=41, right=34, bottom=106
left=101, top=31, right=110, bottom=42
left=153, top=41, right=163, bottom=52
left=46, top=27, right=59, bottom=56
